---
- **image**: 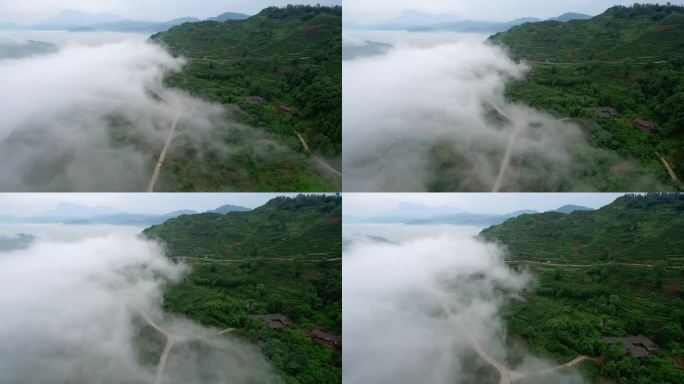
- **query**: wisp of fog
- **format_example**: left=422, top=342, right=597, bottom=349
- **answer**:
left=342, top=32, right=666, bottom=192
left=343, top=226, right=586, bottom=384
left=0, top=228, right=278, bottom=383
left=0, top=34, right=294, bottom=191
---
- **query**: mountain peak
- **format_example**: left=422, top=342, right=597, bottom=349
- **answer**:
left=553, top=204, right=593, bottom=214
left=549, top=12, right=592, bottom=22
left=41, top=9, right=123, bottom=26
left=211, top=204, right=252, bottom=214
left=385, top=9, right=461, bottom=26
left=41, top=202, right=123, bottom=219
left=208, top=11, right=250, bottom=22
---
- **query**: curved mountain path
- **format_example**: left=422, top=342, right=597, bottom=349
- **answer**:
left=486, top=101, right=518, bottom=193
left=147, top=115, right=179, bottom=192
left=439, top=298, right=588, bottom=384
left=461, top=323, right=590, bottom=384
left=140, top=311, right=177, bottom=384
left=296, top=132, right=342, bottom=178
left=656, top=151, right=681, bottom=185
left=506, top=259, right=683, bottom=270
left=140, top=311, right=245, bottom=383
left=177, top=256, right=341, bottom=263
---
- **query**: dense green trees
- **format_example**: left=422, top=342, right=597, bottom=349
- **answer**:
left=152, top=5, right=341, bottom=156
left=491, top=4, right=684, bottom=188
left=484, top=194, right=684, bottom=382
left=144, top=195, right=341, bottom=383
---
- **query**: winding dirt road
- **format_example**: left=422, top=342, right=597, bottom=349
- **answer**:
left=440, top=298, right=589, bottom=384
left=656, top=151, right=681, bottom=185
left=461, top=321, right=590, bottom=384
left=140, top=311, right=176, bottom=384
left=457, top=322, right=524, bottom=383
left=176, top=256, right=341, bottom=263
left=524, top=355, right=593, bottom=380
left=139, top=310, right=253, bottom=383
left=487, top=101, right=518, bottom=193
left=147, top=115, right=179, bottom=192
left=506, top=259, right=683, bottom=270
left=296, top=131, right=343, bottom=178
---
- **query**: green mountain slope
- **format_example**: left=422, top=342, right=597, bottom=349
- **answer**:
left=143, top=194, right=341, bottom=384
left=481, top=193, right=684, bottom=264
left=480, top=193, right=684, bottom=383
left=490, top=4, right=684, bottom=189
left=151, top=5, right=341, bottom=156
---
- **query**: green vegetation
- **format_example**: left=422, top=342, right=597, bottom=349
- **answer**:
left=143, top=194, right=342, bottom=383
left=481, top=193, right=684, bottom=383
left=152, top=5, right=341, bottom=156
left=147, top=5, right=341, bottom=191
left=490, top=4, right=684, bottom=189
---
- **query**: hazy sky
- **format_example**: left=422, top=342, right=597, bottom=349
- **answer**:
left=345, top=0, right=684, bottom=23
left=345, top=193, right=628, bottom=217
left=0, top=193, right=311, bottom=216
left=0, top=0, right=341, bottom=23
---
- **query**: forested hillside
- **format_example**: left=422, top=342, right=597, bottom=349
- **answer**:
left=481, top=193, right=684, bottom=263
left=491, top=4, right=684, bottom=188
left=480, top=193, right=684, bottom=383
left=152, top=5, right=342, bottom=156
left=143, top=194, right=342, bottom=384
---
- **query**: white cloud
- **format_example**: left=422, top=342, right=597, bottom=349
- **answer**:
left=0, top=32, right=304, bottom=192
left=343, top=227, right=586, bottom=383
left=343, top=32, right=666, bottom=192
left=0, top=229, right=278, bottom=383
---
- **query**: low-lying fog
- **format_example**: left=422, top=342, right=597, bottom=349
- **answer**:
left=342, top=31, right=665, bottom=192
left=0, top=30, right=148, bottom=47
left=343, top=223, right=585, bottom=384
left=0, top=30, right=297, bottom=191
left=0, top=223, right=278, bottom=383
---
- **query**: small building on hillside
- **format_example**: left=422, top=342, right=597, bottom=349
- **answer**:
left=250, top=314, right=293, bottom=329
left=246, top=96, right=266, bottom=105
left=603, top=335, right=660, bottom=358
left=310, top=329, right=340, bottom=349
left=633, top=118, right=656, bottom=134
left=277, top=104, right=298, bottom=117
left=593, top=107, right=619, bottom=118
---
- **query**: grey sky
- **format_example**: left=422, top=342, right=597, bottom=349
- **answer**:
left=345, top=0, right=684, bottom=24
left=0, top=0, right=341, bottom=24
left=0, top=193, right=312, bottom=216
left=344, top=193, right=628, bottom=217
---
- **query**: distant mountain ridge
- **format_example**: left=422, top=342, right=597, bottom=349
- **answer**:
left=344, top=10, right=593, bottom=32
left=401, top=209, right=538, bottom=225
left=0, top=40, right=57, bottom=59
left=552, top=204, right=593, bottom=214
left=376, top=202, right=465, bottom=220
left=0, top=202, right=252, bottom=225
left=208, top=12, right=250, bottom=22
left=0, top=9, right=251, bottom=33
left=342, top=40, right=393, bottom=60
left=347, top=202, right=601, bottom=225
left=40, top=9, right=122, bottom=27
left=347, top=204, right=531, bottom=225
left=211, top=204, right=252, bottom=214
left=549, top=12, right=592, bottom=22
